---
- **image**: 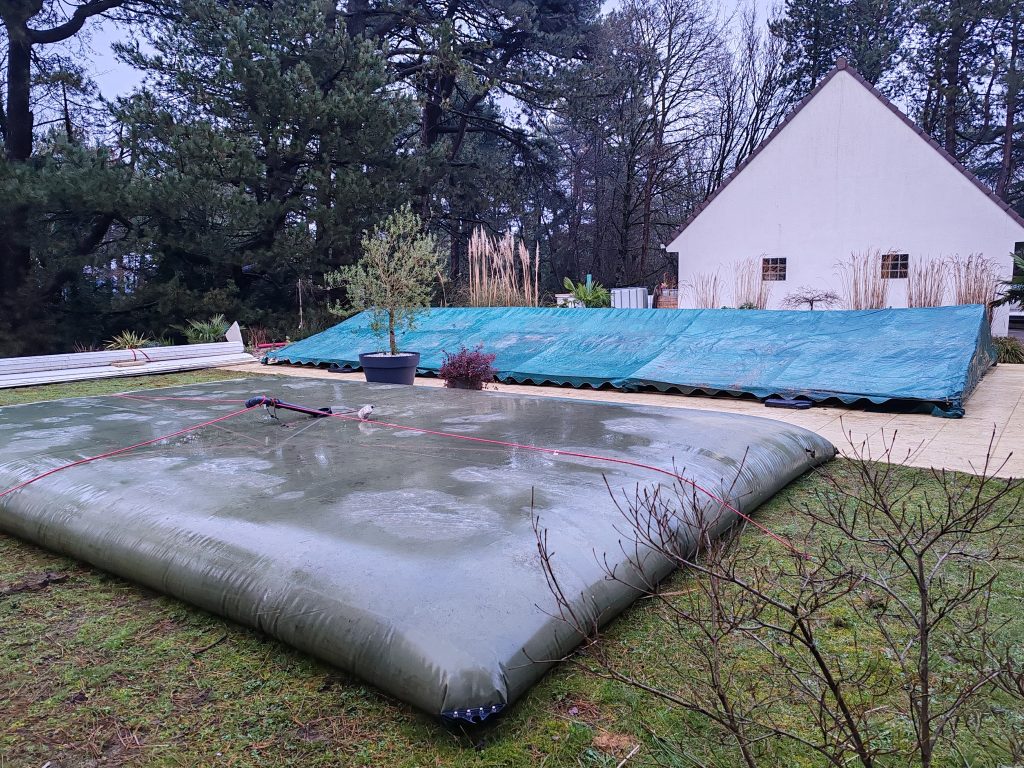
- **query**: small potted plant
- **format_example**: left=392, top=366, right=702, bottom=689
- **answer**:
left=324, top=205, right=441, bottom=385
left=439, top=345, right=497, bottom=390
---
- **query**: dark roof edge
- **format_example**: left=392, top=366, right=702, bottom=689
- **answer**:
left=669, top=58, right=1024, bottom=244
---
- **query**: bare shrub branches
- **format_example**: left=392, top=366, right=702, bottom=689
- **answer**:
left=782, top=287, right=841, bottom=310
left=733, top=257, right=771, bottom=309
left=467, top=228, right=539, bottom=307
left=802, top=435, right=1022, bottom=767
left=837, top=249, right=889, bottom=309
left=535, top=438, right=1024, bottom=767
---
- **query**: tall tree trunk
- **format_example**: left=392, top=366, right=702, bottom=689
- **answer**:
left=639, top=153, right=656, bottom=281
left=942, top=29, right=964, bottom=156
left=0, top=26, right=33, bottom=300
left=449, top=215, right=462, bottom=284
left=5, top=28, right=33, bottom=162
left=997, top=13, right=1020, bottom=200
left=616, top=156, right=637, bottom=285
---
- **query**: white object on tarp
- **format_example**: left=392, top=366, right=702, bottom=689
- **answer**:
left=611, top=287, right=651, bottom=308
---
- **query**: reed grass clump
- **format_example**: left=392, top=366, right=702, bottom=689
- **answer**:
left=838, top=249, right=889, bottom=309
left=949, top=253, right=1002, bottom=312
left=907, top=259, right=946, bottom=307
left=732, top=257, right=770, bottom=309
left=467, top=228, right=539, bottom=307
left=687, top=272, right=723, bottom=309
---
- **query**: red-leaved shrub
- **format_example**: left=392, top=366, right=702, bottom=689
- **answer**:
left=439, top=345, right=497, bottom=389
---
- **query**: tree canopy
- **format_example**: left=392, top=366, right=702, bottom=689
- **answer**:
left=0, top=0, right=1021, bottom=353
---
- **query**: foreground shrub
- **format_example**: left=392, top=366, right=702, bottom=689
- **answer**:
left=439, top=345, right=497, bottom=389
left=537, top=435, right=1024, bottom=767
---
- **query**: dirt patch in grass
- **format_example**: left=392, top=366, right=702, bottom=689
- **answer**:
left=592, top=729, right=637, bottom=757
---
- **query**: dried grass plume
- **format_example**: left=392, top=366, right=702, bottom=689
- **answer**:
left=837, top=249, right=889, bottom=310
left=732, top=257, right=771, bottom=309
left=687, top=272, right=723, bottom=309
left=468, top=228, right=539, bottom=307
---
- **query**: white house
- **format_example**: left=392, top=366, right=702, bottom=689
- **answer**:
left=666, top=58, right=1024, bottom=336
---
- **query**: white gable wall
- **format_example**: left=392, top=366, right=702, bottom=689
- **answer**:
left=667, top=68, right=1024, bottom=335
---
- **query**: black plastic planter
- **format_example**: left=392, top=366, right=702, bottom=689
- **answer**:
left=359, top=352, right=420, bottom=385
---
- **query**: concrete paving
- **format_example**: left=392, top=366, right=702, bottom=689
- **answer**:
left=226, top=362, right=1024, bottom=478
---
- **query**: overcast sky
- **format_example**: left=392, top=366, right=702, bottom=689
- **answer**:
left=83, top=0, right=774, bottom=102
left=87, top=22, right=143, bottom=101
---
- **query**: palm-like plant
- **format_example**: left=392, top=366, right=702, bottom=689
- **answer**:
left=105, top=331, right=152, bottom=350
left=176, top=314, right=230, bottom=344
left=562, top=276, right=611, bottom=308
left=995, top=254, right=1024, bottom=307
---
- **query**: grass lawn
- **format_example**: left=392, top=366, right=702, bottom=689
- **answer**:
left=0, top=369, right=255, bottom=408
left=1, top=372, right=1021, bottom=767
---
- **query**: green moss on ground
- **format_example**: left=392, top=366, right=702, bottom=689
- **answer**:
left=1, top=374, right=1021, bottom=766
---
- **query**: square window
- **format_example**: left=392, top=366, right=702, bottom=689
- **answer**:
left=881, top=252, right=909, bottom=279
left=762, top=257, right=786, bottom=281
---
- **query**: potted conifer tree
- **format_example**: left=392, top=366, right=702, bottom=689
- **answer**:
left=325, top=205, right=441, bottom=385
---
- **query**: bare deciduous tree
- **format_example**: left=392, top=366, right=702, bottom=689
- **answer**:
left=699, top=6, right=795, bottom=197
left=535, top=433, right=1023, bottom=767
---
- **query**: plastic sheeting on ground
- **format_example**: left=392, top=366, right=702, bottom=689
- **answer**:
left=267, top=305, right=997, bottom=417
left=0, top=378, right=833, bottom=719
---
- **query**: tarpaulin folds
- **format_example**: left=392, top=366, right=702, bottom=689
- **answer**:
left=268, top=305, right=997, bottom=417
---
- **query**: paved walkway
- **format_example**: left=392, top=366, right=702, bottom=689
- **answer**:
left=225, top=362, right=1024, bottom=478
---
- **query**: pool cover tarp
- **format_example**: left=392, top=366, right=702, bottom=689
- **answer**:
left=0, top=378, right=834, bottom=719
left=268, top=305, right=997, bottom=416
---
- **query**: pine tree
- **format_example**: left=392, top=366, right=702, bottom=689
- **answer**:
left=111, top=0, right=417, bottom=336
left=1, top=0, right=134, bottom=350
left=770, top=0, right=848, bottom=93
left=770, top=0, right=907, bottom=93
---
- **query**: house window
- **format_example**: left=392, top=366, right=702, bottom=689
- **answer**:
left=881, top=252, right=909, bottom=279
left=1014, top=242, right=1024, bottom=278
left=762, top=257, right=787, bottom=281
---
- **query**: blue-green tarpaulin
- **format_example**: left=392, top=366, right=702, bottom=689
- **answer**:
left=267, top=305, right=997, bottom=416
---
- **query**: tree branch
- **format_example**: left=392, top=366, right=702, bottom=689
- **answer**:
left=28, top=0, right=127, bottom=45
